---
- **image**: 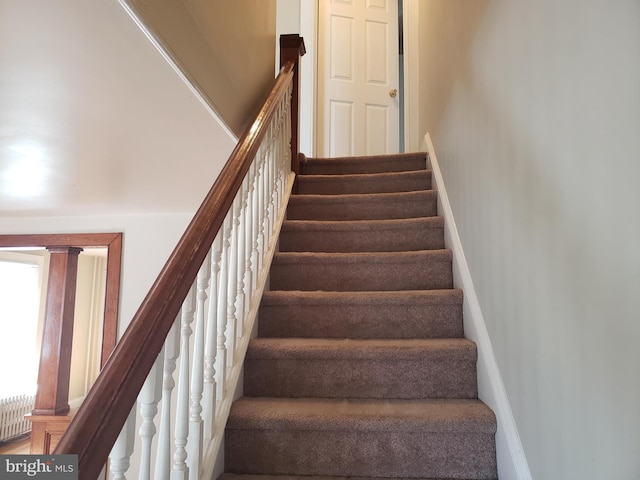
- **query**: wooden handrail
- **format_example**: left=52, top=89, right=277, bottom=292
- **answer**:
left=54, top=35, right=304, bottom=477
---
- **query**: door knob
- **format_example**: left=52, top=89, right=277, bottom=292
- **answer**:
left=389, top=88, right=398, bottom=98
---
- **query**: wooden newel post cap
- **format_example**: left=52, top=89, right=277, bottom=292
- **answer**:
left=280, top=34, right=306, bottom=58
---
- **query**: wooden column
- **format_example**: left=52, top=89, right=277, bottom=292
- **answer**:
left=280, top=34, right=306, bottom=176
left=27, top=414, right=73, bottom=454
left=29, top=246, right=82, bottom=454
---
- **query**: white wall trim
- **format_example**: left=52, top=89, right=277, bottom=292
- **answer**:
left=402, top=0, right=420, bottom=152
left=117, top=0, right=238, bottom=143
left=424, top=133, right=532, bottom=480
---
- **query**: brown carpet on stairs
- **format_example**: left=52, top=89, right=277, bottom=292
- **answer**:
left=221, top=152, right=498, bottom=480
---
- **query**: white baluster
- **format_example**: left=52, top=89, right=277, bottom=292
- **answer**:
left=275, top=104, right=285, bottom=214
left=138, top=351, right=163, bottom=480
left=284, top=111, right=291, bottom=183
left=171, top=287, right=195, bottom=480
left=254, top=146, right=266, bottom=276
left=278, top=103, right=287, bottom=207
left=226, top=195, right=241, bottom=365
left=284, top=88, right=293, bottom=183
left=236, top=181, right=249, bottom=338
left=283, top=86, right=292, bottom=175
left=265, top=124, right=275, bottom=238
left=286, top=82, right=293, bottom=161
left=276, top=106, right=284, bottom=208
left=156, top=319, right=180, bottom=480
left=215, top=215, right=232, bottom=400
left=271, top=115, right=280, bottom=231
left=263, top=136, right=272, bottom=256
left=272, top=106, right=282, bottom=213
left=259, top=145, right=270, bottom=267
left=243, top=161, right=256, bottom=311
left=203, top=234, right=222, bottom=440
left=187, top=254, right=210, bottom=480
left=109, top=408, right=136, bottom=480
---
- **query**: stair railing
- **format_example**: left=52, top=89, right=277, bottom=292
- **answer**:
left=54, top=34, right=305, bottom=480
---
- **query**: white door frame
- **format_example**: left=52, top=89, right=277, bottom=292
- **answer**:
left=300, top=0, right=318, bottom=156
left=300, top=0, right=419, bottom=156
left=401, top=0, right=420, bottom=152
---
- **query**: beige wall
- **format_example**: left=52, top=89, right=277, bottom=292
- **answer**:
left=417, top=1, right=640, bottom=479
left=127, top=0, right=276, bottom=136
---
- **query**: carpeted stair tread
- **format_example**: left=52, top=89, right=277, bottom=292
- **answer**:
left=287, top=190, right=437, bottom=221
left=270, top=250, right=453, bottom=291
left=258, top=289, right=463, bottom=339
left=227, top=397, right=496, bottom=433
left=224, top=151, right=498, bottom=480
left=225, top=398, right=497, bottom=480
left=244, top=338, right=477, bottom=399
left=279, top=217, right=445, bottom=252
left=225, top=398, right=497, bottom=478
left=300, top=152, right=427, bottom=175
left=296, top=170, right=431, bottom=195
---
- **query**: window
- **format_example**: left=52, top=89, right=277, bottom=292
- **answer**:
left=0, top=253, right=43, bottom=398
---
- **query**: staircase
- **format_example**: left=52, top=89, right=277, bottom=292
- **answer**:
left=221, top=152, right=498, bottom=480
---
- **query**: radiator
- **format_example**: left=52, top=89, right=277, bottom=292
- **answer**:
left=0, top=394, right=35, bottom=442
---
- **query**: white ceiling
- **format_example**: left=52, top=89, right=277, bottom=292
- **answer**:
left=0, top=0, right=236, bottom=218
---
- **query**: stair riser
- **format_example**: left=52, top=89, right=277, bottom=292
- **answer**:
left=270, top=258, right=453, bottom=291
left=287, top=197, right=436, bottom=221
left=258, top=303, right=463, bottom=339
left=297, top=175, right=431, bottom=195
left=244, top=357, right=477, bottom=399
left=279, top=226, right=444, bottom=252
left=225, top=429, right=497, bottom=479
left=301, top=158, right=426, bottom=175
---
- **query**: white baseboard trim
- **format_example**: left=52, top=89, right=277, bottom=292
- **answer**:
left=424, top=133, right=532, bottom=480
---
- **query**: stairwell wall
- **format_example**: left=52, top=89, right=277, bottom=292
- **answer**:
left=417, top=1, right=640, bottom=479
left=1, top=214, right=194, bottom=340
left=1, top=0, right=237, bottom=335
left=124, top=0, right=276, bottom=136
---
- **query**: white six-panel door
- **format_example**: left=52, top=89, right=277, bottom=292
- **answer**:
left=318, top=0, right=399, bottom=157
